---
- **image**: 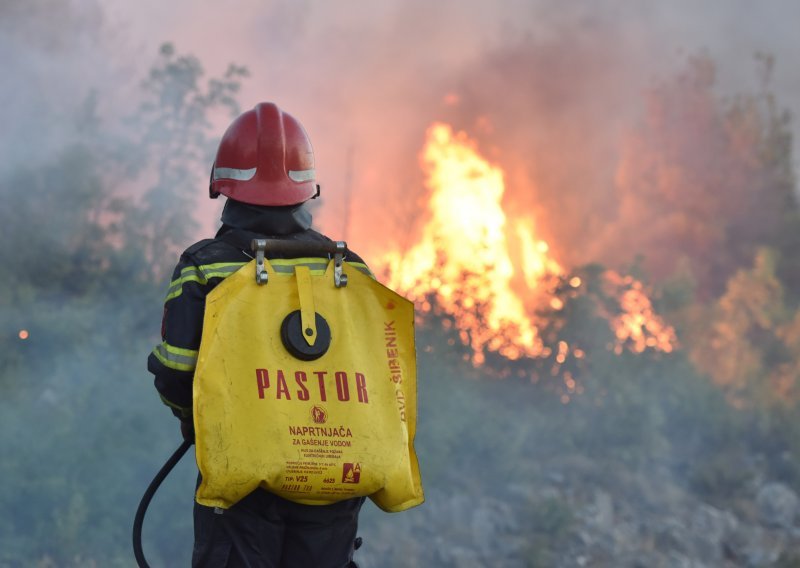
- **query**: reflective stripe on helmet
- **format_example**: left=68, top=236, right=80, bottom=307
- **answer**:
left=153, top=341, right=199, bottom=372
left=288, top=169, right=315, bottom=182
left=214, top=167, right=257, bottom=181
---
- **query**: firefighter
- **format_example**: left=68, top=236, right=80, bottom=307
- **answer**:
left=147, top=103, right=369, bottom=567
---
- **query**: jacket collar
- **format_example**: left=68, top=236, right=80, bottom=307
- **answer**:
left=217, top=199, right=313, bottom=236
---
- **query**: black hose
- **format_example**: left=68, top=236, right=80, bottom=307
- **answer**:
left=133, top=439, right=193, bottom=568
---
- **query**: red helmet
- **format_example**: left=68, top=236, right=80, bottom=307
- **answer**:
left=209, top=103, right=319, bottom=206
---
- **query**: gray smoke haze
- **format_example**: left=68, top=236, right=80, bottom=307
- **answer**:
left=4, top=0, right=800, bottom=265
left=4, top=3, right=800, bottom=565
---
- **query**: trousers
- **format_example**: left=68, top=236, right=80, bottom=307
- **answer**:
left=192, top=486, right=365, bottom=568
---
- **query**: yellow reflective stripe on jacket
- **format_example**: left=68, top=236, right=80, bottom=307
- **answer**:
left=159, top=394, right=192, bottom=418
left=269, top=258, right=374, bottom=278
left=270, top=257, right=329, bottom=275
left=165, top=259, right=373, bottom=302
left=165, top=262, right=248, bottom=301
left=348, top=262, right=374, bottom=278
left=152, top=341, right=199, bottom=372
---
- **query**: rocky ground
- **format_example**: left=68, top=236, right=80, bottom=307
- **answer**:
left=357, top=455, right=800, bottom=567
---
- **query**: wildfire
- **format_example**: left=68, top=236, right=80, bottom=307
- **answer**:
left=382, top=122, right=676, bottom=368
left=602, top=271, right=676, bottom=354
left=383, top=123, right=554, bottom=364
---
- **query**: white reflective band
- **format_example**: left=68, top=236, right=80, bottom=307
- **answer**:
left=288, top=169, right=315, bottom=182
left=214, top=167, right=257, bottom=181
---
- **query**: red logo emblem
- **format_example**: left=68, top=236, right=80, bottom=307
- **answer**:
left=310, top=406, right=327, bottom=424
left=342, top=463, right=361, bottom=484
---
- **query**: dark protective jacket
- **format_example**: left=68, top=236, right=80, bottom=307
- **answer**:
left=149, top=202, right=370, bottom=567
left=147, top=203, right=371, bottom=422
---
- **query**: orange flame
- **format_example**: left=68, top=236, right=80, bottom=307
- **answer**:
left=383, top=122, right=676, bottom=366
left=602, top=271, right=676, bottom=354
left=383, top=123, right=555, bottom=364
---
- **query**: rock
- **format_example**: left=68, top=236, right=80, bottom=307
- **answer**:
left=689, top=503, right=738, bottom=563
left=653, top=518, right=692, bottom=555
left=756, top=482, right=799, bottom=529
left=470, top=499, right=515, bottom=556
left=588, top=490, right=614, bottom=527
left=724, top=524, right=782, bottom=567
left=435, top=544, right=485, bottom=568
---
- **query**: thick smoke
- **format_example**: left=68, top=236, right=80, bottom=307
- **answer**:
left=52, top=0, right=794, bottom=265
left=0, top=0, right=115, bottom=167
left=5, top=0, right=800, bottom=266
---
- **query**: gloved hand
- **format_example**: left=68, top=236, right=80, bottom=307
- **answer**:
left=180, top=419, right=195, bottom=444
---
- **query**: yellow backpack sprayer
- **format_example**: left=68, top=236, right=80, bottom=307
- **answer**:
left=133, top=239, right=423, bottom=565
